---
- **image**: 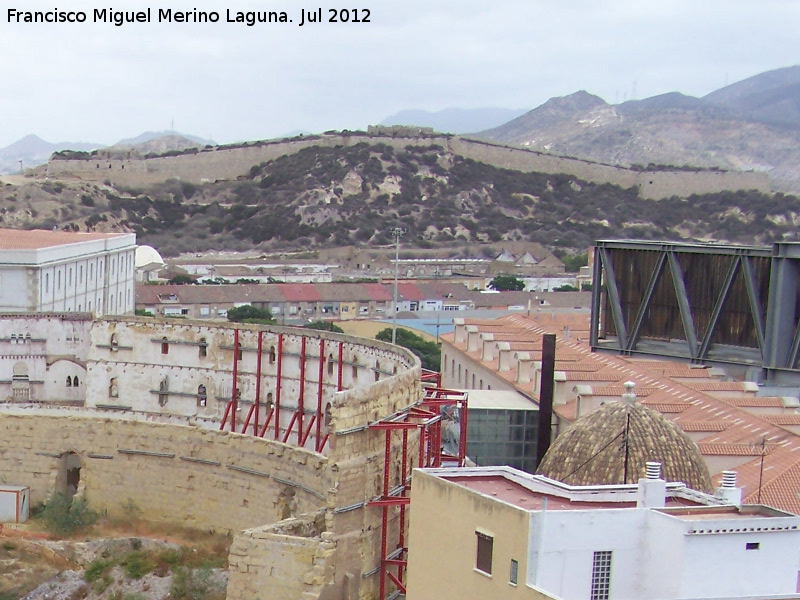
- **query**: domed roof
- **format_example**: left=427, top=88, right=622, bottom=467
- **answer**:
left=537, top=386, right=712, bottom=493
left=135, top=245, right=165, bottom=268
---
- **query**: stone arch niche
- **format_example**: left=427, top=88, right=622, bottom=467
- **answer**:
left=55, top=451, right=83, bottom=501
left=12, top=361, right=30, bottom=400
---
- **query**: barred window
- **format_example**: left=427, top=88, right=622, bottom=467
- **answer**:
left=590, top=551, right=612, bottom=600
left=509, top=559, right=518, bottom=585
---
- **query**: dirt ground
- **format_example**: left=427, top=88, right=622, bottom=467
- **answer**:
left=0, top=516, right=230, bottom=600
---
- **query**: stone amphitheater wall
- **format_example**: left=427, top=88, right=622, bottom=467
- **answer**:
left=40, top=135, right=771, bottom=199
left=0, top=314, right=424, bottom=600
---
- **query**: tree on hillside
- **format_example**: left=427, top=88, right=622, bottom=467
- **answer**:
left=304, top=320, right=344, bottom=333
left=227, top=305, right=276, bottom=325
left=375, top=327, right=440, bottom=372
left=167, top=274, right=197, bottom=285
left=561, top=252, right=589, bottom=273
left=488, top=275, right=525, bottom=291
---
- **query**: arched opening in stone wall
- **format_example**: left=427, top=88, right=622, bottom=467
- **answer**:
left=56, top=452, right=82, bottom=501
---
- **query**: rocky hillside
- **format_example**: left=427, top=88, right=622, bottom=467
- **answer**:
left=477, top=66, right=800, bottom=193
left=2, top=141, right=800, bottom=257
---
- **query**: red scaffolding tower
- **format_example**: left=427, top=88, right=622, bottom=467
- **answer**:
left=367, top=385, right=469, bottom=600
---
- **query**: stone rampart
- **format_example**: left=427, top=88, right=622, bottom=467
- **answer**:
left=40, top=134, right=770, bottom=199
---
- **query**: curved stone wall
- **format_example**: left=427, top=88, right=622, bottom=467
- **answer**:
left=0, top=315, right=424, bottom=600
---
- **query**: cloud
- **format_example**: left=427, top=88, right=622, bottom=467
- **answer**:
left=0, top=0, right=797, bottom=146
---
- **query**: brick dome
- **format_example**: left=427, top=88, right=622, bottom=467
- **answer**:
left=536, top=385, right=712, bottom=493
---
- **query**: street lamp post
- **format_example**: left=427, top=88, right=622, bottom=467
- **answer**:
left=390, top=227, right=407, bottom=345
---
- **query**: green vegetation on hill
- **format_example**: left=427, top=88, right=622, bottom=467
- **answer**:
left=376, top=327, right=440, bottom=371
left=4, top=141, right=800, bottom=256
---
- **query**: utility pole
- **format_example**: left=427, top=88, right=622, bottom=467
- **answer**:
left=390, top=227, right=407, bottom=345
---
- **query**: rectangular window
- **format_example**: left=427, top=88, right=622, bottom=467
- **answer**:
left=591, top=551, right=612, bottom=600
left=746, top=542, right=760, bottom=550
left=509, top=559, right=518, bottom=585
left=476, top=531, right=493, bottom=575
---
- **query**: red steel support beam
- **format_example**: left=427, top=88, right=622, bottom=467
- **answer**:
left=379, top=430, right=391, bottom=600
left=254, top=330, right=263, bottom=436
left=316, top=338, right=325, bottom=451
left=230, top=328, right=239, bottom=432
left=258, top=408, right=274, bottom=438
left=337, top=341, right=344, bottom=391
left=300, top=415, right=316, bottom=447
left=274, top=333, right=283, bottom=441
left=298, top=336, right=306, bottom=446
left=399, top=427, right=408, bottom=582
left=282, top=412, right=298, bottom=444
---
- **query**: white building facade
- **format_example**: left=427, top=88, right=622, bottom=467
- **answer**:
left=0, top=229, right=136, bottom=315
left=407, top=465, right=800, bottom=600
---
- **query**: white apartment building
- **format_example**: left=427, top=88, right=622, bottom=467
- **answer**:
left=407, top=465, right=800, bottom=600
left=0, top=229, right=136, bottom=315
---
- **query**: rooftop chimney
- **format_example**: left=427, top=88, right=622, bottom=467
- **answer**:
left=536, top=334, right=556, bottom=469
left=622, top=381, right=637, bottom=405
left=637, top=461, right=666, bottom=508
left=715, top=470, right=742, bottom=506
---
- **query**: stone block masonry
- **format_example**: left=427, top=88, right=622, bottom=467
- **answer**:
left=0, top=314, right=425, bottom=600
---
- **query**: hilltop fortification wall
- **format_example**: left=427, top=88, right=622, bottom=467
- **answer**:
left=40, top=134, right=771, bottom=199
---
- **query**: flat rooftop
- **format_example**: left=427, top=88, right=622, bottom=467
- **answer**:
left=0, top=229, right=130, bottom=250
left=444, top=474, right=702, bottom=511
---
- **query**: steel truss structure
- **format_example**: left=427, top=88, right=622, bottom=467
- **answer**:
left=591, top=240, right=800, bottom=383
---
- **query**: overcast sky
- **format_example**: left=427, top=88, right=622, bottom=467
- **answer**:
left=1, top=0, right=798, bottom=148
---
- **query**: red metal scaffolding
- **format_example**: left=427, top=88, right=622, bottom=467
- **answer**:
left=368, top=386, right=469, bottom=600
left=217, top=329, right=470, bottom=600
left=220, top=330, right=341, bottom=453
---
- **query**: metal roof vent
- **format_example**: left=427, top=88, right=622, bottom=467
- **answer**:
left=721, top=471, right=737, bottom=489
left=646, top=462, right=661, bottom=480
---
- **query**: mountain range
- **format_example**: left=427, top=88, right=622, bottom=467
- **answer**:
left=474, top=66, right=800, bottom=192
left=0, top=131, right=213, bottom=175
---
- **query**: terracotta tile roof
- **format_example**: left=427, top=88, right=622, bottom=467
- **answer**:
left=397, top=282, right=425, bottom=301
left=555, top=362, right=602, bottom=372
left=698, top=443, right=773, bottom=456
left=642, top=403, right=689, bottom=414
left=685, top=381, right=753, bottom=392
left=136, top=283, right=286, bottom=305
left=677, top=421, right=731, bottom=432
left=763, top=415, right=800, bottom=426
left=279, top=284, right=323, bottom=302
left=660, top=369, right=715, bottom=379
left=445, top=312, right=800, bottom=513
left=0, top=228, right=129, bottom=249
left=718, top=396, right=786, bottom=407
left=589, top=386, right=657, bottom=397
left=362, top=283, right=394, bottom=302
left=562, top=372, right=626, bottom=383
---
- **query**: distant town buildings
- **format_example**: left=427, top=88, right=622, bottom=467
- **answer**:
left=135, top=282, right=590, bottom=322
